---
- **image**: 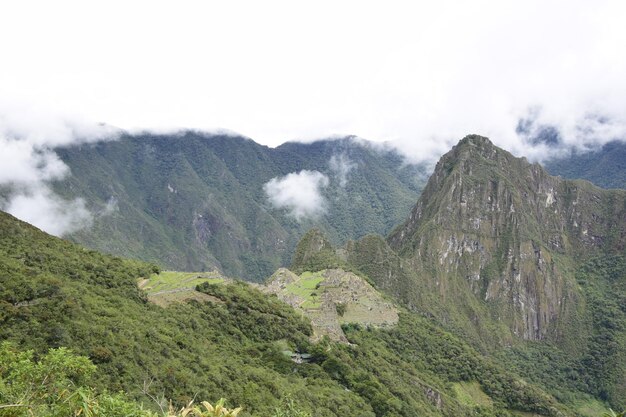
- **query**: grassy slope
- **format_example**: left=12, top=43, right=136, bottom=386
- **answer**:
left=141, top=270, right=225, bottom=294
left=0, top=210, right=572, bottom=417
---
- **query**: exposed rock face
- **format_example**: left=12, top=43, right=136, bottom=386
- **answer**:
left=385, top=135, right=626, bottom=341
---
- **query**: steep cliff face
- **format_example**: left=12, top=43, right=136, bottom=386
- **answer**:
left=385, top=135, right=626, bottom=342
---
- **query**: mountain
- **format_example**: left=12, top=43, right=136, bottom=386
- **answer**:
left=52, top=131, right=426, bottom=281
left=0, top=209, right=573, bottom=417
left=544, top=140, right=626, bottom=189
left=341, top=135, right=626, bottom=409
left=3, top=133, right=625, bottom=415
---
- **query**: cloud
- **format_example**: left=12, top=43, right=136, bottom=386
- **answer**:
left=264, top=170, right=330, bottom=221
left=1, top=1, right=626, bottom=170
left=5, top=187, right=92, bottom=236
left=329, top=153, right=357, bottom=187
left=100, top=196, right=119, bottom=217
left=0, top=101, right=119, bottom=236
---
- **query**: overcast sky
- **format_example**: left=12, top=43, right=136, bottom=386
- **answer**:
left=2, top=0, right=626, bottom=235
left=2, top=0, right=626, bottom=158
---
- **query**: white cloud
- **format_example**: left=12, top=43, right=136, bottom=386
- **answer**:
left=329, top=153, right=357, bottom=187
left=0, top=102, right=119, bottom=236
left=264, top=170, right=330, bottom=221
left=5, top=187, right=92, bottom=236
left=0, top=1, right=625, bottom=165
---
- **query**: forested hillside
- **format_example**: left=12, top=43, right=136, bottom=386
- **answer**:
left=544, top=140, right=626, bottom=189
left=53, top=132, right=425, bottom=281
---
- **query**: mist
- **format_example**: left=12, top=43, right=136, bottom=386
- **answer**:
left=2, top=1, right=626, bottom=232
left=0, top=103, right=119, bottom=236
left=329, top=153, right=357, bottom=188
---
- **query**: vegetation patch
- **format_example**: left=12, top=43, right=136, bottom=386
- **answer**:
left=141, top=270, right=225, bottom=295
left=284, top=271, right=325, bottom=308
left=572, top=398, right=610, bottom=417
left=139, top=270, right=227, bottom=307
left=452, top=381, right=493, bottom=407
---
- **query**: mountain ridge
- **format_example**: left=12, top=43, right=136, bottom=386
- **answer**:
left=51, top=131, right=426, bottom=281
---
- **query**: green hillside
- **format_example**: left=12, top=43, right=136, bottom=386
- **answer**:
left=0, top=210, right=574, bottom=416
left=52, top=132, right=426, bottom=281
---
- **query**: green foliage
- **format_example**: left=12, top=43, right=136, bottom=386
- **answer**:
left=170, top=399, right=242, bottom=417
left=271, top=395, right=312, bottom=417
left=0, top=211, right=368, bottom=416
left=0, top=342, right=155, bottom=417
left=290, top=229, right=347, bottom=274
left=335, top=303, right=347, bottom=317
left=494, top=255, right=626, bottom=411
left=337, top=313, right=561, bottom=416
left=575, top=256, right=626, bottom=408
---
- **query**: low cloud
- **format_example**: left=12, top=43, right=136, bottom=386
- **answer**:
left=0, top=102, right=119, bottom=236
left=5, top=187, right=92, bottom=236
left=329, top=153, right=357, bottom=188
left=264, top=170, right=329, bottom=221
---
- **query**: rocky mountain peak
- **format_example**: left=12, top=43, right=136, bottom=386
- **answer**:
left=457, top=133, right=495, bottom=149
left=385, top=135, right=626, bottom=342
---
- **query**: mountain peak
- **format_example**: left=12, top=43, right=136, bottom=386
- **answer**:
left=448, top=134, right=508, bottom=165
left=291, top=229, right=345, bottom=274
left=386, top=134, right=626, bottom=342
left=457, top=134, right=494, bottom=148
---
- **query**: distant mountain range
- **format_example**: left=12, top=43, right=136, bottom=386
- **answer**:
left=544, top=140, right=626, bottom=189
left=51, top=132, right=626, bottom=284
left=54, top=132, right=427, bottom=281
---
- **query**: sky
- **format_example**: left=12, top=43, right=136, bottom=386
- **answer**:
left=1, top=0, right=626, bottom=234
